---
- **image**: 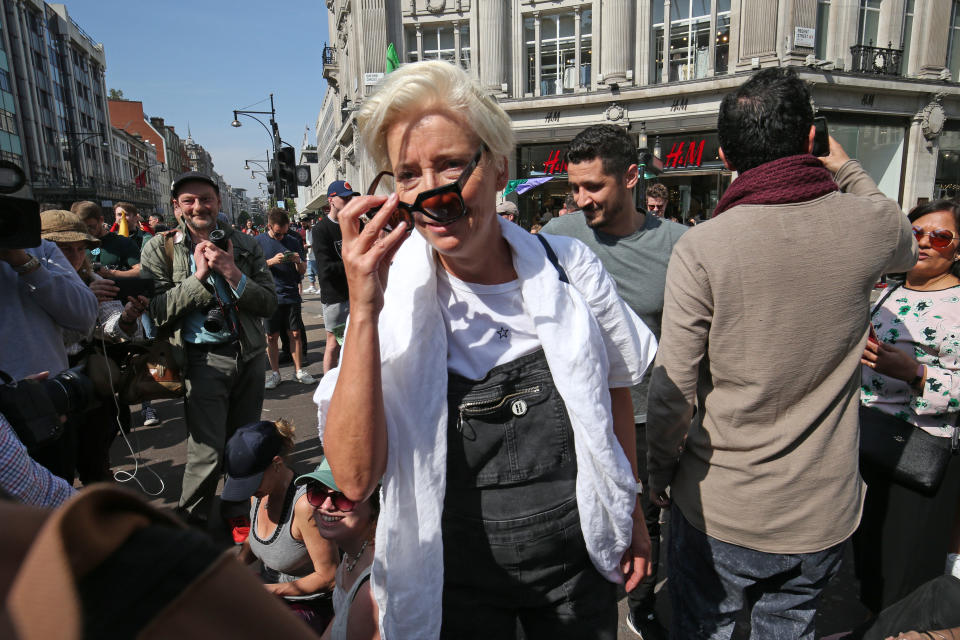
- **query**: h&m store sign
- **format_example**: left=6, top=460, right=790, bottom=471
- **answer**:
left=658, top=132, right=723, bottom=170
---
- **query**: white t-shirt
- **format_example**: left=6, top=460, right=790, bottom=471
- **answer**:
left=437, top=269, right=541, bottom=380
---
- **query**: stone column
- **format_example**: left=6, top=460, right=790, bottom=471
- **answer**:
left=914, top=0, right=951, bottom=79
left=877, top=0, right=905, bottom=50
left=827, top=0, right=859, bottom=69
left=479, top=0, right=506, bottom=94
left=574, top=7, right=582, bottom=89
left=635, top=0, right=651, bottom=85
left=453, top=20, right=461, bottom=66
left=416, top=23, right=423, bottom=61
left=511, top=0, right=523, bottom=96
left=709, top=0, right=719, bottom=76
left=601, top=0, right=631, bottom=85
left=533, top=12, right=542, bottom=97
left=662, top=0, right=671, bottom=83
left=901, top=112, right=939, bottom=210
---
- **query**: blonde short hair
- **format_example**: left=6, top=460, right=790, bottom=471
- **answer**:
left=357, top=61, right=515, bottom=172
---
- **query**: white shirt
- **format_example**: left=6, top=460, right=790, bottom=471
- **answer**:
left=437, top=271, right=540, bottom=380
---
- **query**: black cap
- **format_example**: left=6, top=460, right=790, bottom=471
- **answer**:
left=171, top=171, right=220, bottom=198
left=221, top=421, right=284, bottom=501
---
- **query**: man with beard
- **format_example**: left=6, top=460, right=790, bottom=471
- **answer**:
left=542, top=124, right=686, bottom=640
left=140, top=172, right=277, bottom=533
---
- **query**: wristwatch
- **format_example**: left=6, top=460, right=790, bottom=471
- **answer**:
left=12, top=255, right=40, bottom=274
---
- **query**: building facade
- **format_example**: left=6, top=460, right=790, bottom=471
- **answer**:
left=310, top=0, right=960, bottom=222
left=0, top=1, right=122, bottom=207
left=108, top=125, right=165, bottom=216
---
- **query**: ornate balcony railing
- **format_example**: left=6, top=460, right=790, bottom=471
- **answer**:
left=849, top=42, right=903, bottom=77
left=322, top=45, right=337, bottom=66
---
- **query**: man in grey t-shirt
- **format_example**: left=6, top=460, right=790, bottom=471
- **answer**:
left=543, top=124, right=685, bottom=640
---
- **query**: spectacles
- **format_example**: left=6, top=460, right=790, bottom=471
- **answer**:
left=912, top=226, right=957, bottom=249
left=305, top=481, right=357, bottom=512
left=364, top=147, right=484, bottom=232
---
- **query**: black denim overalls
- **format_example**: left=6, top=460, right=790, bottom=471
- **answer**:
left=439, top=348, right=617, bottom=639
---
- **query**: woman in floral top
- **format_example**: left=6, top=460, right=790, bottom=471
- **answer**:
left=855, top=199, right=960, bottom=613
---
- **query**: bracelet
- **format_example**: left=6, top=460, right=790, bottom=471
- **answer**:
left=909, top=364, right=925, bottom=388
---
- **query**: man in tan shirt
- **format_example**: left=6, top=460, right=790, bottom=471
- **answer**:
left=646, top=68, right=917, bottom=639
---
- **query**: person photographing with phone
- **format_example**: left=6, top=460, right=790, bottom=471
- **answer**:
left=256, top=207, right=315, bottom=388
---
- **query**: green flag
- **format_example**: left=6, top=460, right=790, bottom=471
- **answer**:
left=503, top=179, right=523, bottom=196
left=386, top=43, right=400, bottom=73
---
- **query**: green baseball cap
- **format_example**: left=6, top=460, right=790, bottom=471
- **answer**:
left=294, top=457, right=339, bottom=491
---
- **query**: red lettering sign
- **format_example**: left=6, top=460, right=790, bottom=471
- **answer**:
left=543, top=149, right=568, bottom=175
left=665, top=139, right=706, bottom=168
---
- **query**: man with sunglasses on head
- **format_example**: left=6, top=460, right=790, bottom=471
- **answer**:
left=542, top=124, right=687, bottom=640
left=312, top=181, right=359, bottom=374
left=645, top=68, right=918, bottom=639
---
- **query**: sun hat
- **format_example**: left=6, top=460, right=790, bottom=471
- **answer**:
left=40, top=210, right=100, bottom=248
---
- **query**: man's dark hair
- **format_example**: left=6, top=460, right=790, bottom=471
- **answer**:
left=71, top=200, right=102, bottom=221
left=566, top=124, right=638, bottom=178
left=267, top=207, right=289, bottom=226
left=646, top=183, right=668, bottom=201
left=717, top=68, right=814, bottom=174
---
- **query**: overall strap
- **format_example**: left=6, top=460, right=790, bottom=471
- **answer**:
left=536, top=234, right=569, bottom=284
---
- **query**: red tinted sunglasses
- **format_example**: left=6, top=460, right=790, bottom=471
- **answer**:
left=364, top=147, right=484, bottom=232
left=912, top=226, right=957, bottom=249
left=305, top=482, right=357, bottom=512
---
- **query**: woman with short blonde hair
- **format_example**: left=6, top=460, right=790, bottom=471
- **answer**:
left=316, top=61, right=657, bottom=639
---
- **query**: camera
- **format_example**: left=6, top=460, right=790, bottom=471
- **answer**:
left=209, top=228, right=229, bottom=251
left=0, top=160, right=41, bottom=250
left=202, top=228, right=236, bottom=335
left=0, top=366, right=97, bottom=449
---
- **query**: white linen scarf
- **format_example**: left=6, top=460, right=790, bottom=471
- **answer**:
left=315, top=218, right=653, bottom=639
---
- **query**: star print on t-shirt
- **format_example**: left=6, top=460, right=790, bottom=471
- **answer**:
left=496, top=327, right=509, bottom=340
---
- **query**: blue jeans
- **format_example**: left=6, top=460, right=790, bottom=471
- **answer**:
left=668, top=503, right=843, bottom=640
left=305, top=259, right=318, bottom=285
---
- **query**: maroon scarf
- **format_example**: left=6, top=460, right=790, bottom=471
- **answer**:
left=713, top=154, right=838, bottom=217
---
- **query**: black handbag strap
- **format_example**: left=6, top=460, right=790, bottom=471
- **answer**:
left=870, top=281, right=902, bottom=316
left=536, top=234, right=569, bottom=284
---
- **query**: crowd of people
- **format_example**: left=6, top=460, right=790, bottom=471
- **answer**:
left=3, top=62, right=960, bottom=640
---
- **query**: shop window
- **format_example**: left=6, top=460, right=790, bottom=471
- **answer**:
left=524, top=10, right=592, bottom=96
left=935, top=129, right=960, bottom=199
left=815, top=0, right=830, bottom=60
left=948, top=1, right=960, bottom=82
left=829, top=121, right=905, bottom=201
left=653, top=0, right=730, bottom=84
left=858, top=0, right=881, bottom=45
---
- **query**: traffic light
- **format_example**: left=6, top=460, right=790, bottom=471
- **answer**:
left=639, top=151, right=664, bottom=179
left=277, top=147, right=298, bottom=199
left=266, top=159, right=277, bottom=198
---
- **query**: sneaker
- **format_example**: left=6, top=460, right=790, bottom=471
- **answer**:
left=265, top=371, right=281, bottom=389
left=225, top=515, right=250, bottom=544
left=295, top=369, right=316, bottom=384
left=304, top=286, right=318, bottom=294
left=626, top=609, right=667, bottom=640
left=142, top=405, right=160, bottom=426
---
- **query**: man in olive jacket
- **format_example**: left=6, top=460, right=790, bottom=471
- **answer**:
left=141, top=172, right=276, bottom=527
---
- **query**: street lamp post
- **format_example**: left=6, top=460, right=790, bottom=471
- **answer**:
left=60, top=130, right=109, bottom=205
left=231, top=95, right=281, bottom=204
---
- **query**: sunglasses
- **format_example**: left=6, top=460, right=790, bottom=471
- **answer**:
left=305, top=482, right=357, bottom=512
left=912, top=226, right=957, bottom=249
left=364, top=147, right=484, bottom=232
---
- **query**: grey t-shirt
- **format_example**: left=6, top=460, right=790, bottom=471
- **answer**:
left=542, top=211, right=686, bottom=422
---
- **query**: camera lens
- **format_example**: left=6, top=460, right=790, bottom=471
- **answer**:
left=203, top=307, right=225, bottom=333
left=209, top=229, right=229, bottom=252
left=45, top=365, right=95, bottom=415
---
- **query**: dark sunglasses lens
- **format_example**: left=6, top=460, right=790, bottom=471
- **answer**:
left=420, top=191, right=465, bottom=223
left=931, top=230, right=955, bottom=248
left=306, top=483, right=326, bottom=507
left=332, top=493, right=357, bottom=512
left=366, top=204, right=413, bottom=233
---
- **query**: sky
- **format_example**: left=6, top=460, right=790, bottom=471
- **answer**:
left=65, top=0, right=330, bottom=198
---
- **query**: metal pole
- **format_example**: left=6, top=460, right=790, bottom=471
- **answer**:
left=270, top=94, right=281, bottom=206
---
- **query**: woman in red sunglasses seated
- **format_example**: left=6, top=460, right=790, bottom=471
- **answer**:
left=856, top=199, right=960, bottom=614
left=224, top=420, right=339, bottom=633
left=314, top=60, right=657, bottom=640
left=295, top=460, right=380, bottom=640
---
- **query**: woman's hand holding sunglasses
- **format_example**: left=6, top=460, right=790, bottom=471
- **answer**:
left=338, top=192, right=410, bottom=317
